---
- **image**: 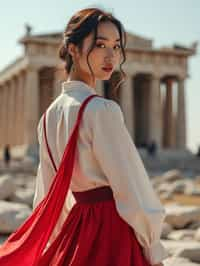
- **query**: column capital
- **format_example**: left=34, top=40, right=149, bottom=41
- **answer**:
left=165, top=78, right=174, bottom=88
left=151, top=73, right=161, bottom=81
left=177, top=75, right=186, bottom=82
left=26, top=64, right=39, bottom=72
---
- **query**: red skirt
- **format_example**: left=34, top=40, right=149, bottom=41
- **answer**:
left=38, top=186, right=151, bottom=266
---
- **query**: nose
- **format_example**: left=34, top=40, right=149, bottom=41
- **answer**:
left=105, top=47, right=114, bottom=59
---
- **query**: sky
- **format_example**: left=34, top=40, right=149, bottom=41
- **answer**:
left=0, top=0, right=199, bottom=152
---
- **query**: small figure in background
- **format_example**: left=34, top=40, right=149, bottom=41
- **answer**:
left=3, top=144, right=11, bottom=167
left=196, top=145, right=200, bottom=157
left=147, top=140, right=157, bottom=156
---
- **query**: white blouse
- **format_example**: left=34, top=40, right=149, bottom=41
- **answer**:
left=33, top=80, right=169, bottom=265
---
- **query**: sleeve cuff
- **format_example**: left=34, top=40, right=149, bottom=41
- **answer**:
left=142, top=241, right=170, bottom=265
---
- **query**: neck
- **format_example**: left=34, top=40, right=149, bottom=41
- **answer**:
left=68, top=70, right=96, bottom=89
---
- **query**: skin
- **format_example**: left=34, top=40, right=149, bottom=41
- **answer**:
left=67, top=21, right=123, bottom=89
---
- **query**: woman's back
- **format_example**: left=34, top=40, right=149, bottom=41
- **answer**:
left=33, top=80, right=168, bottom=265
left=34, top=80, right=113, bottom=200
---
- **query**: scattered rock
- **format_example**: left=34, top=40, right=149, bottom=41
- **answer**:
left=167, top=229, right=195, bottom=241
left=194, top=228, right=200, bottom=241
left=164, top=256, right=200, bottom=266
left=188, top=221, right=200, bottom=230
left=162, top=170, right=183, bottom=183
left=165, top=204, right=200, bottom=229
left=0, top=234, right=9, bottom=245
left=0, top=200, right=31, bottom=233
left=9, top=188, right=34, bottom=206
left=161, top=222, right=173, bottom=239
left=163, top=239, right=200, bottom=263
left=0, top=174, right=16, bottom=200
left=194, top=176, right=200, bottom=184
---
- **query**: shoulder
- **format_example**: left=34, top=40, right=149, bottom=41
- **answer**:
left=85, top=96, right=124, bottom=124
left=86, top=96, right=123, bottom=115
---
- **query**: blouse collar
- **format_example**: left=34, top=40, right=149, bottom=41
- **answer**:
left=61, top=80, right=97, bottom=94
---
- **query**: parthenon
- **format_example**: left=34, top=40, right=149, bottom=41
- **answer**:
left=0, top=28, right=196, bottom=157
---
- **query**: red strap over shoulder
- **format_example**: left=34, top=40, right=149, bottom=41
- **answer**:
left=43, top=93, right=104, bottom=174
left=43, top=112, right=57, bottom=173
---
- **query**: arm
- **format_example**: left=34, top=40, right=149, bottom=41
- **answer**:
left=91, top=99, right=169, bottom=265
left=33, top=115, right=55, bottom=210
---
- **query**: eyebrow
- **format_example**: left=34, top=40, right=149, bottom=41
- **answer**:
left=96, top=36, right=120, bottom=42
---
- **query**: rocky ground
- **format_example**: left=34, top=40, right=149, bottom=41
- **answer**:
left=1, top=159, right=200, bottom=265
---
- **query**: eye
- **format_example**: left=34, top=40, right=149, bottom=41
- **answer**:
left=95, top=43, right=106, bottom=48
left=114, top=44, right=121, bottom=50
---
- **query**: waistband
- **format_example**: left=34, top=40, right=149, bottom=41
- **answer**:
left=72, top=186, right=114, bottom=204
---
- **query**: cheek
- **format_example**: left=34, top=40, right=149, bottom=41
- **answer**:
left=90, top=50, right=104, bottom=61
left=87, top=51, right=104, bottom=69
left=81, top=49, right=102, bottom=65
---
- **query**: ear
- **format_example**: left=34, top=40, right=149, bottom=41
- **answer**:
left=68, top=43, right=79, bottom=58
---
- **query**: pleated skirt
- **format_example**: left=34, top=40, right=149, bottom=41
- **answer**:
left=38, top=186, right=151, bottom=266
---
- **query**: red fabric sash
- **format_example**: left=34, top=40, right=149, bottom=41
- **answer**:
left=0, top=94, right=100, bottom=266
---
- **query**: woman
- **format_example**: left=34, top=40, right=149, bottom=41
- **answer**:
left=34, top=7, right=170, bottom=265
left=33, top=7, right=169, bottom=265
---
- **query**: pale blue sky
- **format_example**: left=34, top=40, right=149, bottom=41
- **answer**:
left=0, top=0, right=199, bottom=152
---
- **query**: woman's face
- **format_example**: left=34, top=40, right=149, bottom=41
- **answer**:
left=70, top=21, right=122, bottom=87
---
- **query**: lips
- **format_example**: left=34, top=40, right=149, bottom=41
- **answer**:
left=102, top=65, right=113, bottom=72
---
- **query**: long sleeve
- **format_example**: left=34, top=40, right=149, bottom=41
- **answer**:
left=91, top=99, right=169, bottom=265
left=33, top=116, right=55, bottom=210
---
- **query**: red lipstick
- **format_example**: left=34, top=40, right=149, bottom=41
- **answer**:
left=102, top=64, right=113, bottom=73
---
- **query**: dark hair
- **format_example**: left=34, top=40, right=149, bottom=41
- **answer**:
left=59, top=7, right=127, bottom=97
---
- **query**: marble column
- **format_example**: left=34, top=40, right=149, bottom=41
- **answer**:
left=0, top=87, right=3, bottom=146
left=15, top=76, right=20, bottom=145
left=24, top=67, right=39, bottom=145
left=2, top=86, right=7, bottom=146
left=7, top=80, right=15, bottom=146
left=2, top=86, right=6, bottom=145
left=176, top=77, right=186, bottom=148
left=148, top=75, right=162, bottom=148
left=5, top=82, right=10, bottom=145
left=4, top=83, right=9, bottom=145
left=163, top=78, right=174, bottom=148
left=2, top=86, right=7, bottom=147
left=15, top=74, right=22, bottom=145
left=120, top=75, right=134, bottom=139
left=13, top=77, right=18, bottom=145
left=3, top=86, right=7, bottom=146
left=17, top=73, right=25, bottom=145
